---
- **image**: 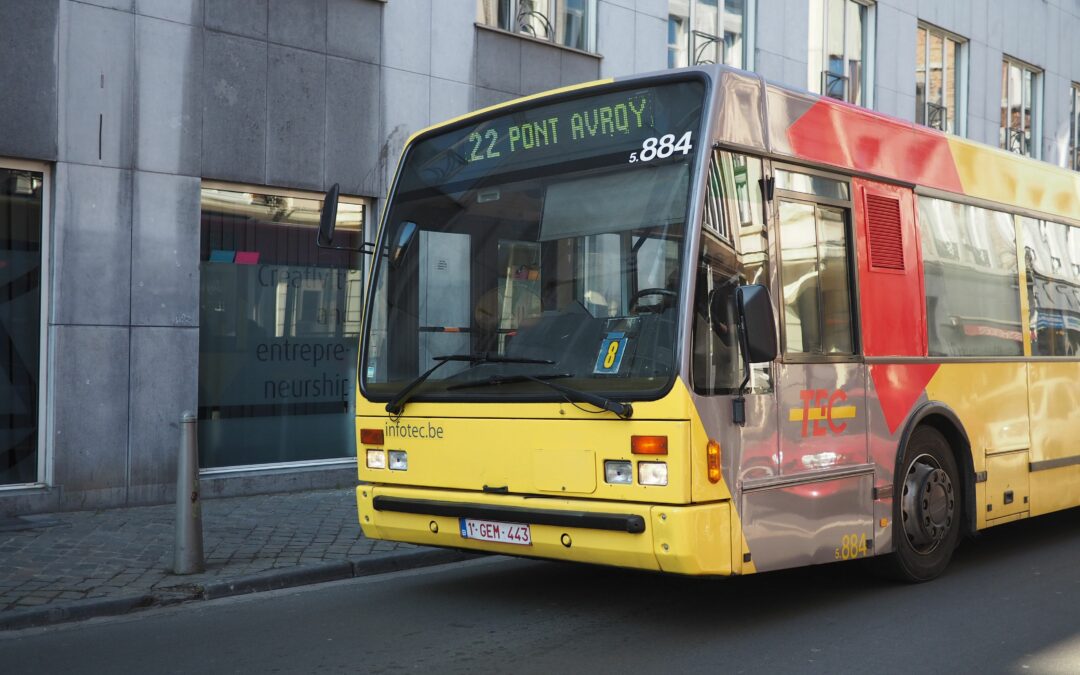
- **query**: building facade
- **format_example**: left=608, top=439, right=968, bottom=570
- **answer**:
left=1, top=0, right=1078, bottom=515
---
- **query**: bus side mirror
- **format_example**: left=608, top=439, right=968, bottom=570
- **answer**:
left=316, top=183, right=341, bottom=249
left=732, top=284, right=777, bottom=426
left=390, top=221, right=418, bottom=269
left=736, top=284, right=778, bottom=363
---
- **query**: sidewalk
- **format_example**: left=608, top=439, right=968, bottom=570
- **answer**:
left=0, top=488, right=472, bottom=631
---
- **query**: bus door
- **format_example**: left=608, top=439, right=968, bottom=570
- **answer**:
left=690, top=151, right=777, bottom=493
left=741, top=165, right=874, bottom=571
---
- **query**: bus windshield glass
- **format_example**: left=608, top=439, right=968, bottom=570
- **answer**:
left=362, top=79, right=706, bottom=403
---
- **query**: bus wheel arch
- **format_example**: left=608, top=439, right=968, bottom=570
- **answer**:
left=886, top=404, right=974, bottom=581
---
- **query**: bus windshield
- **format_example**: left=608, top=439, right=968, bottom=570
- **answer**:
left=362, top=79, right=706, bottom=403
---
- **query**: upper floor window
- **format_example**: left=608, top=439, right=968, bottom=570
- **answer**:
left=1000, top=57, right=1043, bottom=159
left=668, top=0, right=752, bottom=69
left=916, top=23, right=966, bottom=135
left=478, top=0, right=597, bottom=52
left=1070, top=83, right=1080, bottom=171
left=808, top=0, right=874, bottom=107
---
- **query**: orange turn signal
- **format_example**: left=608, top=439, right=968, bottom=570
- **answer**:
left=631, top=435, right=668, bottom=455
left=707, top=440, right=721, bottom=483
left=360, top=428, right=384, bottom=446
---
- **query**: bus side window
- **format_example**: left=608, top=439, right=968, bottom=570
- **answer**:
left=775, top=169, right=855, bottom=356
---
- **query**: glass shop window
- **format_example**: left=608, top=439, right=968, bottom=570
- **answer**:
left=198, top=184, right=367, bottom=469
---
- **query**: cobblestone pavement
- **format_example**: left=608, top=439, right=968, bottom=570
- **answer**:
left=0, top=488, right=418, bottom=614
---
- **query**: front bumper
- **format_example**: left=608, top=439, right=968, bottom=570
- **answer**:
left=358, top=485, right=736, bottom=576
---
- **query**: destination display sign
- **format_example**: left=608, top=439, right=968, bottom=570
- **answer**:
left=395, top=80, right=706, bottom=193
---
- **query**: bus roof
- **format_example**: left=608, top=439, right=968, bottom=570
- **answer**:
left=409, top=65, right=1080, bottom=226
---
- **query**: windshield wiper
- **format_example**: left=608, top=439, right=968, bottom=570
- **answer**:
left=384, top=353, right=553, bottom=415
left=451, top=373, right=633, bottom=419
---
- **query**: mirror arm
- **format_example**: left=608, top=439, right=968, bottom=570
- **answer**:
left=732, top=313, right=751, bottom=427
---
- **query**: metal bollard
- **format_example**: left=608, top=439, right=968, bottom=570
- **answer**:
left=173, top=412, right=204, bottom=574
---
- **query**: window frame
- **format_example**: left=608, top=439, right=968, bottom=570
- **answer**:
left=478, top=0, right=598, bottom=53
left=772, top=163, right=861, bottom=363
left=808, top=0, right=876, bottom=108
left=915, top=22, right=968, bottom=136
left=667, top=0, right=755, bottom=70
left=0, top=157, right=51, bottom=490
left=1000, top=55, right=1044, bottom=160
left=197, top=180, right=371, bottom=475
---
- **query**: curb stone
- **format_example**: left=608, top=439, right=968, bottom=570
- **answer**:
left=0, top=549, right=480, bottom=632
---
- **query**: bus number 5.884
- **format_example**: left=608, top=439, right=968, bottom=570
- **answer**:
left=630, top=131, right=693, bottom=163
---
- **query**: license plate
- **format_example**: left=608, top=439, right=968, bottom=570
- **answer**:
left=459, top=518, right=532, bottom=546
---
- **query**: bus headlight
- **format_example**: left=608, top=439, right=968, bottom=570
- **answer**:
left=604, top=460, right=633, bottom=484
left=366, top=450, right=386, bottom=469
left=638, top=461, right=668, bottom=486
left=388, top=450, right=408, bottom=471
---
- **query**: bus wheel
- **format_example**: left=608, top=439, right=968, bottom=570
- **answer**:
left=887, top=426, right=961, bottom=582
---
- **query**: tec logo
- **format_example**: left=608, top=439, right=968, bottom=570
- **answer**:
left=789, top=389, right=857, bottom=437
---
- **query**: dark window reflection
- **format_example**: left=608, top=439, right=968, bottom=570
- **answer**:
left=197, top=187, right=365, bottom=469
left=1023, top=216, right=1080, bottom=356
left=0, top=168, right=42, bottom=485
left=919, top=197, right=1023, bottom=357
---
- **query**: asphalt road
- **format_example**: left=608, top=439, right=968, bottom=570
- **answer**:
left=3, top=508, right=1079, bottom=675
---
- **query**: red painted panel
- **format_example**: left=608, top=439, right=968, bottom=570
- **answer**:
left=854, top=179, right=926, bottom=358
left=870, top=363, right=941, bottom=435
left=787, top=101, right=964, bottom=194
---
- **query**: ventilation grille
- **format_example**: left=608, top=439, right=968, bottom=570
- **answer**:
left=866, top=194, right=904, bottom=271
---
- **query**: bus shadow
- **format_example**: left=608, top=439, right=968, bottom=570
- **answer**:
left=422, top=506, right=1080, bottom=638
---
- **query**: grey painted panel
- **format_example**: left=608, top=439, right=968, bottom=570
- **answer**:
left=0, top=0, right=58, bottom=161
left=205, top=0, right=267, bottom=39
left=636, top=0, right=666, bottom=21
left=742, top=471, right=874, bottom=572
left=780, top=0, right=809, bottom=63
left=383, top=0, right=431, bottom=74
left=472, top=85, right=516, bottom=111
left=327, top=0, right=381, bottom=64
left=754, top=49, right=784, bottom=84
left=60, top=1, right=135, bottom=168
left=520, top=41, right=562, bottom=96
left=429, top=77, right=472, bottom=128
left=78, top=0, right=135, bottom=11
left=131, top=172, right=200, bottom=327
left=754, top=0, right=785, bottom=57
left=266, top=45, right=326, bottom=190
left=52, top=163, right=133, bottom=326
left=782, top=57, right=805, bottom=91
left=476, top=29, right=522, bottom=94
left=137, top=0, right=202, bottom=25
left=202, top=31, right=267, bottom=184
left=714, top=71, right=766, bottom=151
left=382, top=67, right=430, bottom=191
left=200, top=465, right=354, bottom=498
left=430, top=0, right=474, bottom=83
left=326, top=57, right=381, bottom=197
left=268, top=0, right=326, bottom=51
left=128, top=326, right=198, bottom=501
left=50, top=324, right=130, bottom=510
left=559, top=50, right=600, bottom=86
left=0, top=488, right=62, bottom=518
left=135, top=16, right=202, bottom=176
left=597, top=1, right=634, bottom=78
left=968, top=40, right=990, bottom=137
left=634, top=12, right=666, bottom=74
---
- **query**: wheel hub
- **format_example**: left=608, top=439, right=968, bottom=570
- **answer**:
left=901, top=457, right=955, bottom=553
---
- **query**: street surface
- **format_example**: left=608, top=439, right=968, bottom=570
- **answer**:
left=3, top=508, right=1078, bottom=674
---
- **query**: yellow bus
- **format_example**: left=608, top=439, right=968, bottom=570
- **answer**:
left=321, top=66, right=1080, bottom=582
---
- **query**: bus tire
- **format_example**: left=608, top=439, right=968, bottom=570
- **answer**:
left=883, top=425, right=961, bottom=582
